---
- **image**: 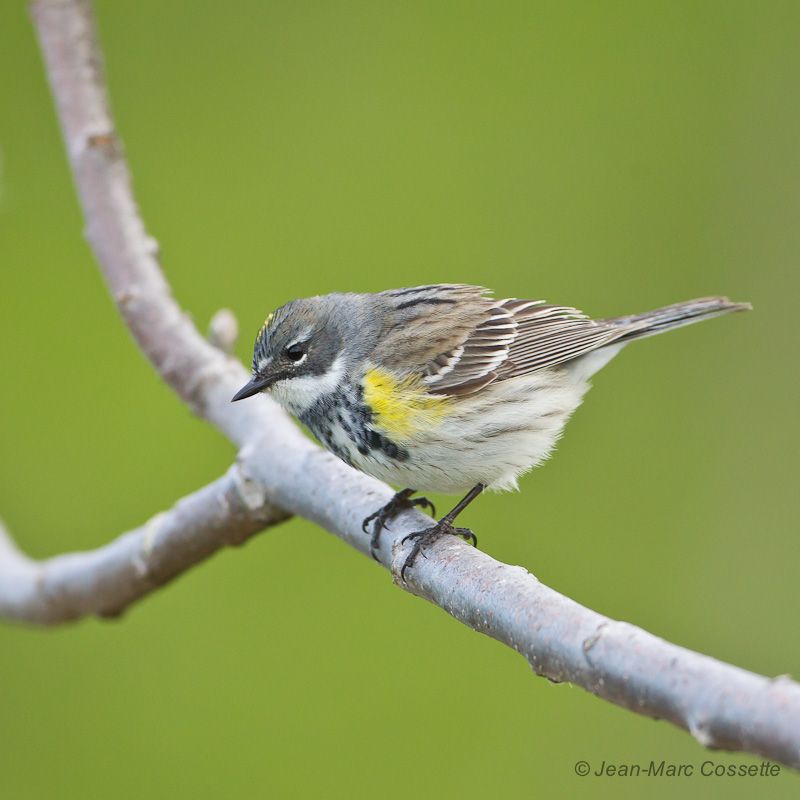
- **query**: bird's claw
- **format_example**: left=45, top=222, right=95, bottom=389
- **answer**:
left=362, top=490, right=436, bottom=560
left=399, top=522, right=478, bottom=582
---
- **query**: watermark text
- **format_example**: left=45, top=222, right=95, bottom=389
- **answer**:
left=573, top=759, right=781, bottom=778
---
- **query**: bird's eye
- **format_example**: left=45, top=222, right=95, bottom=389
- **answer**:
left=285, top=343, right=306, bottom=362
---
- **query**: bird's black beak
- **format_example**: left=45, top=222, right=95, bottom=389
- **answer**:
left=231, top=375, right=273, bottom=402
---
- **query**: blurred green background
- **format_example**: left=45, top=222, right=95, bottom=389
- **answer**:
left=1, top=1, right=798, bottom=797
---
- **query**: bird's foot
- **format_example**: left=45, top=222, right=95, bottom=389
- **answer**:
left=362, top=489, right=435, bottom=560
left=399, top=520, right=478, bottom=582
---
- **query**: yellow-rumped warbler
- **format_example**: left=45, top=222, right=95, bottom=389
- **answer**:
left=232, top=285, right=749, bottom=578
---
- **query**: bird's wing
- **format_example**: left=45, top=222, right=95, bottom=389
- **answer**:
left=372, top=285, right=496, bottom=386
left=493, top=300, right=626, bottom=379
left=373, top=286, right=627, bottom=396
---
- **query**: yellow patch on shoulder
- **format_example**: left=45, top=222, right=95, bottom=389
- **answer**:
left=362, top=367, right=451, bottom=443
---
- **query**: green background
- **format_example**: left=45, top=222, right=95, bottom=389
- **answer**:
left=1, top=1, right=798, bottom=798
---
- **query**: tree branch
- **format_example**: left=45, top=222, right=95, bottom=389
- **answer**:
left=0, top=462, right=289, bottom=624
left=3, top=0, right=795, bottom=769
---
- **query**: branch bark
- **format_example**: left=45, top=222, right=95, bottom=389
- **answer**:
left=0, top=462, right=289, bottom=624
left=2, top=0, right=795, bottom=770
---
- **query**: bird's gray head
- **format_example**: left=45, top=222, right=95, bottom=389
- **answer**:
left=232, top=294, right=367, bottom=415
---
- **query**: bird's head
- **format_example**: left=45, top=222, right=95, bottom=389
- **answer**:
left=232, top=295, right=362, bottom=415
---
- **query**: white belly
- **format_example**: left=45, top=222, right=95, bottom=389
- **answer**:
left=349, top=367, right=594, bottom=494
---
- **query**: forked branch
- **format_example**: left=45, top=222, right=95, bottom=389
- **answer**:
left=1, top=0, right=796, bottom=770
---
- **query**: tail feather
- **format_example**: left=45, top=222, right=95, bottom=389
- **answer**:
left=602, top=296, right=752, bottom=344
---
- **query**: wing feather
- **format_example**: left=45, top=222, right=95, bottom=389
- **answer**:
left=421, top=296, right=629, bottom=395
left=372, top=286, right=630, bottom=396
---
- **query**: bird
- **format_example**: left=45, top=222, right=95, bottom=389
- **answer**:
left=232, top=284, right=750, bottom=579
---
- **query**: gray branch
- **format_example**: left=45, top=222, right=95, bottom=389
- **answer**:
left=0, top=462, right=289, bottom=624
left=3, top=0, right=795, bottom=769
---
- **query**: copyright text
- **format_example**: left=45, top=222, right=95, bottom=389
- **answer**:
left=573, top=760, right=781, bottom=778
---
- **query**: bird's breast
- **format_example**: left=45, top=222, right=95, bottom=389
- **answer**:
left=300, top=381, right=413, bottom=469
left=361, top=367, right=452, bottom=443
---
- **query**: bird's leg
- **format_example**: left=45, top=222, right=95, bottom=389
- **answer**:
left=400, top=483, right=485, bottom=582
left=362, top=488, right=436, bottom=560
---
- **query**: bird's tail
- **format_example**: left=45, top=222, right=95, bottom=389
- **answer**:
left=601, top=296, right=752, bottom=344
